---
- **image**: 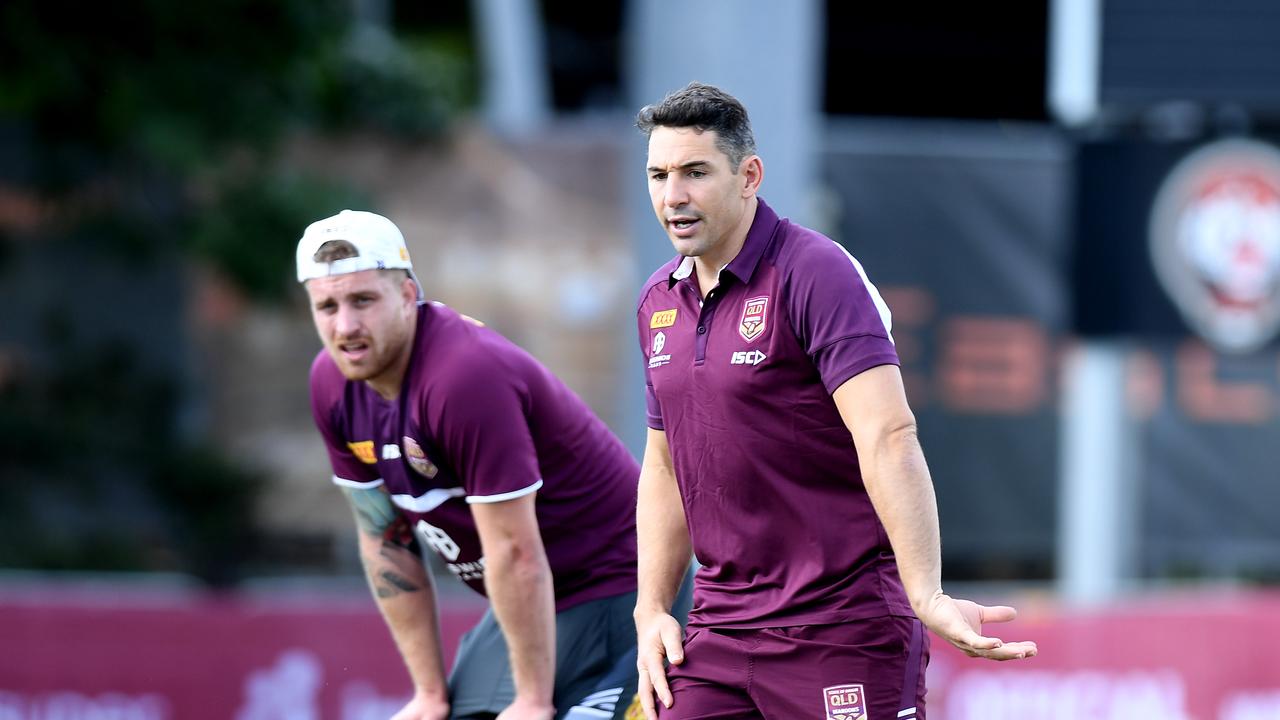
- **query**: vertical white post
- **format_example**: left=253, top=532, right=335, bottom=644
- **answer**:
left=1048, top=0, right=1102, bottom=126
left=471, top=0, right=551, bottom=137
left=1058, top=341, right=1135, bottom=604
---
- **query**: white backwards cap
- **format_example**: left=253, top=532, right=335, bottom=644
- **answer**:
left=296, top=210, right=424, bottom=301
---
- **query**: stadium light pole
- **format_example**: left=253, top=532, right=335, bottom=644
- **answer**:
left=1050, top=0, right=1137, bottom=604
left=471, top=0, right=551, bottom=137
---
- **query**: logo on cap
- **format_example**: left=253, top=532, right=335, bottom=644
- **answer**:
left=822, top=683, right=866, bottom=720
left=1150, top=138, right=1280, bottom=353
left=739, top=296, right=769, bottom=342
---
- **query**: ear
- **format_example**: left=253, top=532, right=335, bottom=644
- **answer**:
left=740, top=155, right=764, bottom=198
left=401, top=275, right=419, bottom=306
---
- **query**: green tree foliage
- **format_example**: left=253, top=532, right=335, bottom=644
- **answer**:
left=0, top=0, right=473, bottom=583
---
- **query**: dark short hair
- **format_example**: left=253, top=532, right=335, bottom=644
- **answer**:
left=312, top=239, right=410, bottom=285
left=313, top=239, right=359, bottom=263
left=635, top=82, right=757, bottom=171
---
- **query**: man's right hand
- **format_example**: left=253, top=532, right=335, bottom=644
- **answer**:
left=390, top=689, right=450, bottom=720
left=634, top=611, right=685, bottom=720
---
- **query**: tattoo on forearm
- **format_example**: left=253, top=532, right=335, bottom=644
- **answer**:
left=342, top=485, right=398, bottom=535
left=375, top=570, right=422, bottom=598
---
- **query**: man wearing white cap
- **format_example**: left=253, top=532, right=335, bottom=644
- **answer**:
left=297, top=210, right=646, bottom=720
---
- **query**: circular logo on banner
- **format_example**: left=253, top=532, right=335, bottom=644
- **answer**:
left=1149, top=138, right=1280, bottom=353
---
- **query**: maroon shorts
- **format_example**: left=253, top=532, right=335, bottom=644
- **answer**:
left=659, top=616, right=928, bottom=720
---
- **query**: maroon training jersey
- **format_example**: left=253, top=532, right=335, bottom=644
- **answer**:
left=311, top=302, right=638, bottom=611
left=637, top=198, right=913, bottom=629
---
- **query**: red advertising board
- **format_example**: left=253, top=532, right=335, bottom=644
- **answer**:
left=1, top=584, right=1278, bottom=719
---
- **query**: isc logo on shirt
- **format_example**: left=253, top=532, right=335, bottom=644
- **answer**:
left=730, top=350, right=767, bottom=366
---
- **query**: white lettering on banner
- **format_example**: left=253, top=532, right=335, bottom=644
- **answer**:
left=236, top=649, right=321, bottom=720
left=341, top=681, right=410, bottom=720
left=0, top=690, right=170, bottom=720
left=946, top=669, right=1191, bottom=720
left=1220, top=689, right=1280, bottom=720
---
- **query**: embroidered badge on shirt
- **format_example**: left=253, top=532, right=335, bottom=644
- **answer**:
left=649, top=331, right=672, bottom=369
left=347, top=440, right=377, bottom=464
left=651, top=309, right=678, bottom=328
left=739, top=296, right=769, bottom=342
left=402, top=436, right=439, bottom=479
left=822, top=684, right=867, bottom=720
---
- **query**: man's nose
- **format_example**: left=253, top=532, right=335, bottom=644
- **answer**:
left=664, top=176, right=690, bottom=208
left=334, top=304, right=361, bottom=336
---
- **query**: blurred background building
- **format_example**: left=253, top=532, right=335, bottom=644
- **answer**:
left=2, top=0, right=1279, bottom=717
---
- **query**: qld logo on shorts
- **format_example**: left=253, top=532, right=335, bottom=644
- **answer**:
left=739, top=296, right=769, bottom=342
left=1150, top=138, right=1280, bottom=353
left=822, top=683, right=867, bottom=720
left=402, top=436, right=439, bottom=479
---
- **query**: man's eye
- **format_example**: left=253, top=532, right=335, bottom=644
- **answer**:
left=688, top=170, right=706, bottom=179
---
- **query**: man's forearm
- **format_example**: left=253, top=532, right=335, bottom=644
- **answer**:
left=483, top=539, right=556, bottom=706
left=357, top=531, right=450, bottom=701
left=862, top=425, right=943, bottom=612
left=635, top=451, right=692, bottom=619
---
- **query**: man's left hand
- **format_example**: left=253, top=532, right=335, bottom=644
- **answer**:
left=916, top=591, right=1038, bottom=661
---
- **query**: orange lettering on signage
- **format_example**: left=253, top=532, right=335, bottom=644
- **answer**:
left=1176, top=341, right=1272, bottom=423
left=938, top=317, right=1048, bottom=414
left=1126, top=349, right=1165, bottom=420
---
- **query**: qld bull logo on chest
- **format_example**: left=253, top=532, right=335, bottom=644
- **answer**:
left=739, top=296, right=769, bottom=342
left=402, top=436, right=439, bottom=479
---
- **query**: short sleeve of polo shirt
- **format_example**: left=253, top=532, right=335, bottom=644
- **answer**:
left=637, top=308, right=665, bottom=431
left=309, top=354, right=381, bottom=487
left=432, top=359, right=543, bottom=503
left=785, top=239, right=899, bottom=393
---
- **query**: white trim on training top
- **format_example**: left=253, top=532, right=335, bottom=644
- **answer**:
left=898, top=708, right=917, bottom=718
left=831, top=240, right=894, bottom=344
left=331, top=476, right=385, bottom=489
left=467, top=479, right=544, bottom=504
left=391, top=487, right=467, bottom=513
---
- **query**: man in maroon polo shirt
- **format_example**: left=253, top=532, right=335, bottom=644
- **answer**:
left=298, top=210, right=643, bottom=720
left=631, top=83, right=1038, bottom=720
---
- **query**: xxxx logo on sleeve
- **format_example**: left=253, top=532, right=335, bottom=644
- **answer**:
left=347, top=440, right=377, bottom=464
left=650, top=309, right=678, bottom=328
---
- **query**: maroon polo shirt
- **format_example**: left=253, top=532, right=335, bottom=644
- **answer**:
left=311, top=302, right=638, bottom=611
left=637, top=198, right=912, bottom=628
